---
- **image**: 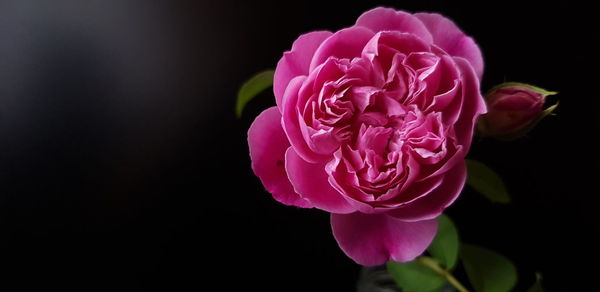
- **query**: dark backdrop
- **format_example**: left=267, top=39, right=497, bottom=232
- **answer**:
left=0, top=1, right=597, bottom=291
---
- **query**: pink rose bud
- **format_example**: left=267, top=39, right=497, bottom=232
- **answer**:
left=478, top=83, right=558, bottom=139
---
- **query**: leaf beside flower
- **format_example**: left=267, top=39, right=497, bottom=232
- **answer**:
left=236, top=70, right=275, bottom=118
left=461, top=244, right=517, bottom=292
left=466, top=159, right=510, bottom=204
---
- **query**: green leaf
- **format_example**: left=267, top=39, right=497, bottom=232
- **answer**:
left=428, top=214, right=459, bottom=269
left=235, top=70, right=275, bottom=118
left=526, top=273, right=544, bottom=292
left=461, top=244, right=517, bottom=292
left=386, top=259, right=446, bottom=292
left=466, top=159, right=510, bottom=203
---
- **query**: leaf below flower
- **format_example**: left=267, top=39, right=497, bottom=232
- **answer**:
left=428, top=214, right=460, bottom=270
left=386, top=259, right=446, bottom=292
left=461, top=244, right=517, bottom=292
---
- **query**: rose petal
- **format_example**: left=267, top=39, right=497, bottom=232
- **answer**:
left=415, top=13, right=484, bottom=78
left=248, top=107, right=312, bottom=208
left=282, top=75, right=335, bottom=163
left=285, top=148, right=356, bottom=214
left=453, top=57, right=486, bottom=151
left=310, top=26, right=375, bottom=71
left=376, top=174, right=445, bottom=208
left=282, top=75, right=320, bottom=157
left=362, top=31, right=430, bottom=64
left=355, top=7, right=433, bottom=44
left=274, top=31, right=333, bottom=110
left=331, top=212, right=437, bottom=266
left=388, top=161, right=467, bottom=222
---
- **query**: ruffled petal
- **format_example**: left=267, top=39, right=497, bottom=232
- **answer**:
left=331, top=212, right=437, bottom=266
left=356, top=7, right=433, bottom=44
left=285, top=148, right=356, bottom=214
left=310, top=26, right=375, bottom=71
left=248, top=107, right=312, bottom=208
left=387, top=161, right=467, bottom=222
left=274, top=31, right=333, bottom=110
left=415, top=13, right=484, bottom=78
left=453, top=57, right=486, bottom=151
left=282, top=75, right=334, bottom=163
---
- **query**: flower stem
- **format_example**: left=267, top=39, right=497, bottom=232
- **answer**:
left=416, top=257, right=470, bottom=292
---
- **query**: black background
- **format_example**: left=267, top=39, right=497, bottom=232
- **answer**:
left=0, top=1, right=598, bottom=291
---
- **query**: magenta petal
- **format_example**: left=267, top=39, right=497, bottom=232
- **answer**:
left=355, top=7, right=433, bottom=44
left=281, top=75, right=331, bottom=163
left=331, top=212, right=438, bottom=266
left=274, top=31, right=333, bottom=110
left=248, top=107, right=312, bottom=208
left=453, top=57, right=486, bottom=151
left=415, top=13, right=484, bottom=78
left=388, top=162, right=467, bottom=222
left=309, top=26, right=375, bottom=71
left=285, top=148, right=356, bottom=214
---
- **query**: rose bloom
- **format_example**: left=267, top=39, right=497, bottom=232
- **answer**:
left=248, top=7, right=486, bottom=266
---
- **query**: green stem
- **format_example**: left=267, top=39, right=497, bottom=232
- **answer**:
left=417, top=257, right=470, bottom=292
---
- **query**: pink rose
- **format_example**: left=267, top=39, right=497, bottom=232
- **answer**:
left=248, top=7, right=486, bottom=266
left=478, top=83, right=557, bottom=138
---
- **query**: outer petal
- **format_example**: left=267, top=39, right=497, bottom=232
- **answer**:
left=248, top=107, right=312, bottom=208
left=309, top=26, right=375, bottom=71
left=274, top=31, right=333, bottom=110
left=331, top=212, right=437, bottom=266
left=388, top=161, right=467, bottom=222
left=415, top=13, right=484, bottom=78
left=285, top=148, right=356, bottom=214
left=453, top=57, right=486, bottom=151
left=281, top=75, right=331, bottom=163
left=355, top=7, right=433, bottom=44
